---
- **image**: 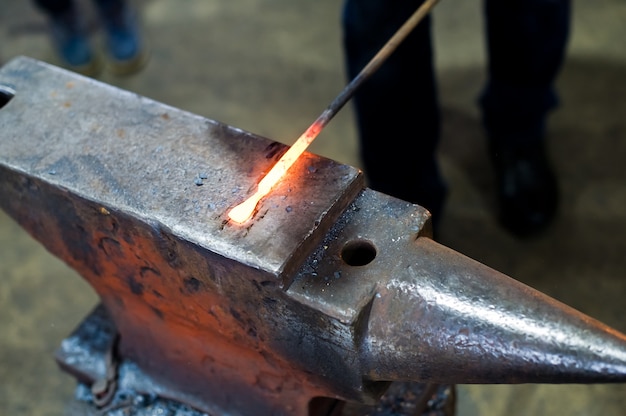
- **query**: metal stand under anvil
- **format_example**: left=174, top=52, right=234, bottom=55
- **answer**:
left=1, top=57, right=625, bottom=416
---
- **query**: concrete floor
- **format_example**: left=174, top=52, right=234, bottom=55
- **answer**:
left=1, top=0, right=625, bottom=414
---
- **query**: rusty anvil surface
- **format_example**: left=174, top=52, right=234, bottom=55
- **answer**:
left=1, top=57, right=626, bottom=416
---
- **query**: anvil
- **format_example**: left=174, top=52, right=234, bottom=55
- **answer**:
left=0, top=57, right=625, bottom=416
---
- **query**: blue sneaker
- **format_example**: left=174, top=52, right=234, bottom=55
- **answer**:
left=99, top=7, right=148, bottom=75
left=49, top=11, right=101, bottom=76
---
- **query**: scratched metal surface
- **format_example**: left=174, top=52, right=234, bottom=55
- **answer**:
left=0, top=56, right=363, bottom=279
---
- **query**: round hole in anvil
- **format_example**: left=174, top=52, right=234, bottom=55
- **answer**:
left=341, top=239, right=377, bottom=267
left=0, top=85, right=15, bottom=109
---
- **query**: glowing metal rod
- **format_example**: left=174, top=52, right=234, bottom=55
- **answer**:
left=228, top=0, right=441, bottom=224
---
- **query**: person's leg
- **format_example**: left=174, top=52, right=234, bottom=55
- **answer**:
left=343, top=0, right=446, bottom=227
left=33, top=0, right=99, bottom=73
left=93, top=0, right=147, bottom=75
left=482, top=0, right=570, bottom=148
left=481, top=0, right=571, bottom=236
left=33, top=0, right=73, bottom=15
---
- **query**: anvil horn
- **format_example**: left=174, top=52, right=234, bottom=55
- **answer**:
left=287, top=189, right=626, bottom=388
left=362, top=237, right=626, bottom=384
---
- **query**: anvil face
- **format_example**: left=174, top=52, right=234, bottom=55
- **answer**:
left=1, top=57, right=625, bottom=416
left=0, top=57, right=363, bottom=279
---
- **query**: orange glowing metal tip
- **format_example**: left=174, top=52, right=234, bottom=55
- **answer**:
left=228, top=119, right=324, bottom=223
left=228, top=0, right=441, bottom=224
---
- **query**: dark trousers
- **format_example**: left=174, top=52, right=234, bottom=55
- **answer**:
left=342, top=0, right=570, bottom=218
left=33, top=0, right=124, bottom=18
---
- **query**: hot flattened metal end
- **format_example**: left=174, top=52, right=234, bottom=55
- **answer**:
left=362, top=237, right=626, bottom=385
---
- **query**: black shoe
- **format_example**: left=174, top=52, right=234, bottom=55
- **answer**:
left=491, top=142, right=559, bottom=237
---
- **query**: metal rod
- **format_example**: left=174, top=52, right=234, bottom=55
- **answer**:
left=315, top=0, right=441, bottom=130
left=228, top=0, right=441, bottom=223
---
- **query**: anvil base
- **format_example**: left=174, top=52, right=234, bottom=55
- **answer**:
left=57, top=306, right=455, bottom=416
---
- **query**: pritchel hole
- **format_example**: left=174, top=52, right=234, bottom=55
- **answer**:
left=341, top=239, right=377, bottom=267
left=0, top=85, right=15, bottom=109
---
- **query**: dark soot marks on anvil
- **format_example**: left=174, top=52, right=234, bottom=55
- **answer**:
left=48, top=191, right=102, bottom=275
left=153, top=227, right=182, bottom=268
left=140, top=266, right=161, bottom=280
left=128, top=274, right=145, bottom=295
left=229, top=307, right=244, bottom=325
left=151, top=306, right=164, bottom=320
left=264, top=142, right=286, bottom=160
left=184, top=276, right=201, bottom=293
left=98, top=237, right=122, bottom=257
left=263, top=297, right=277, bottom=307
